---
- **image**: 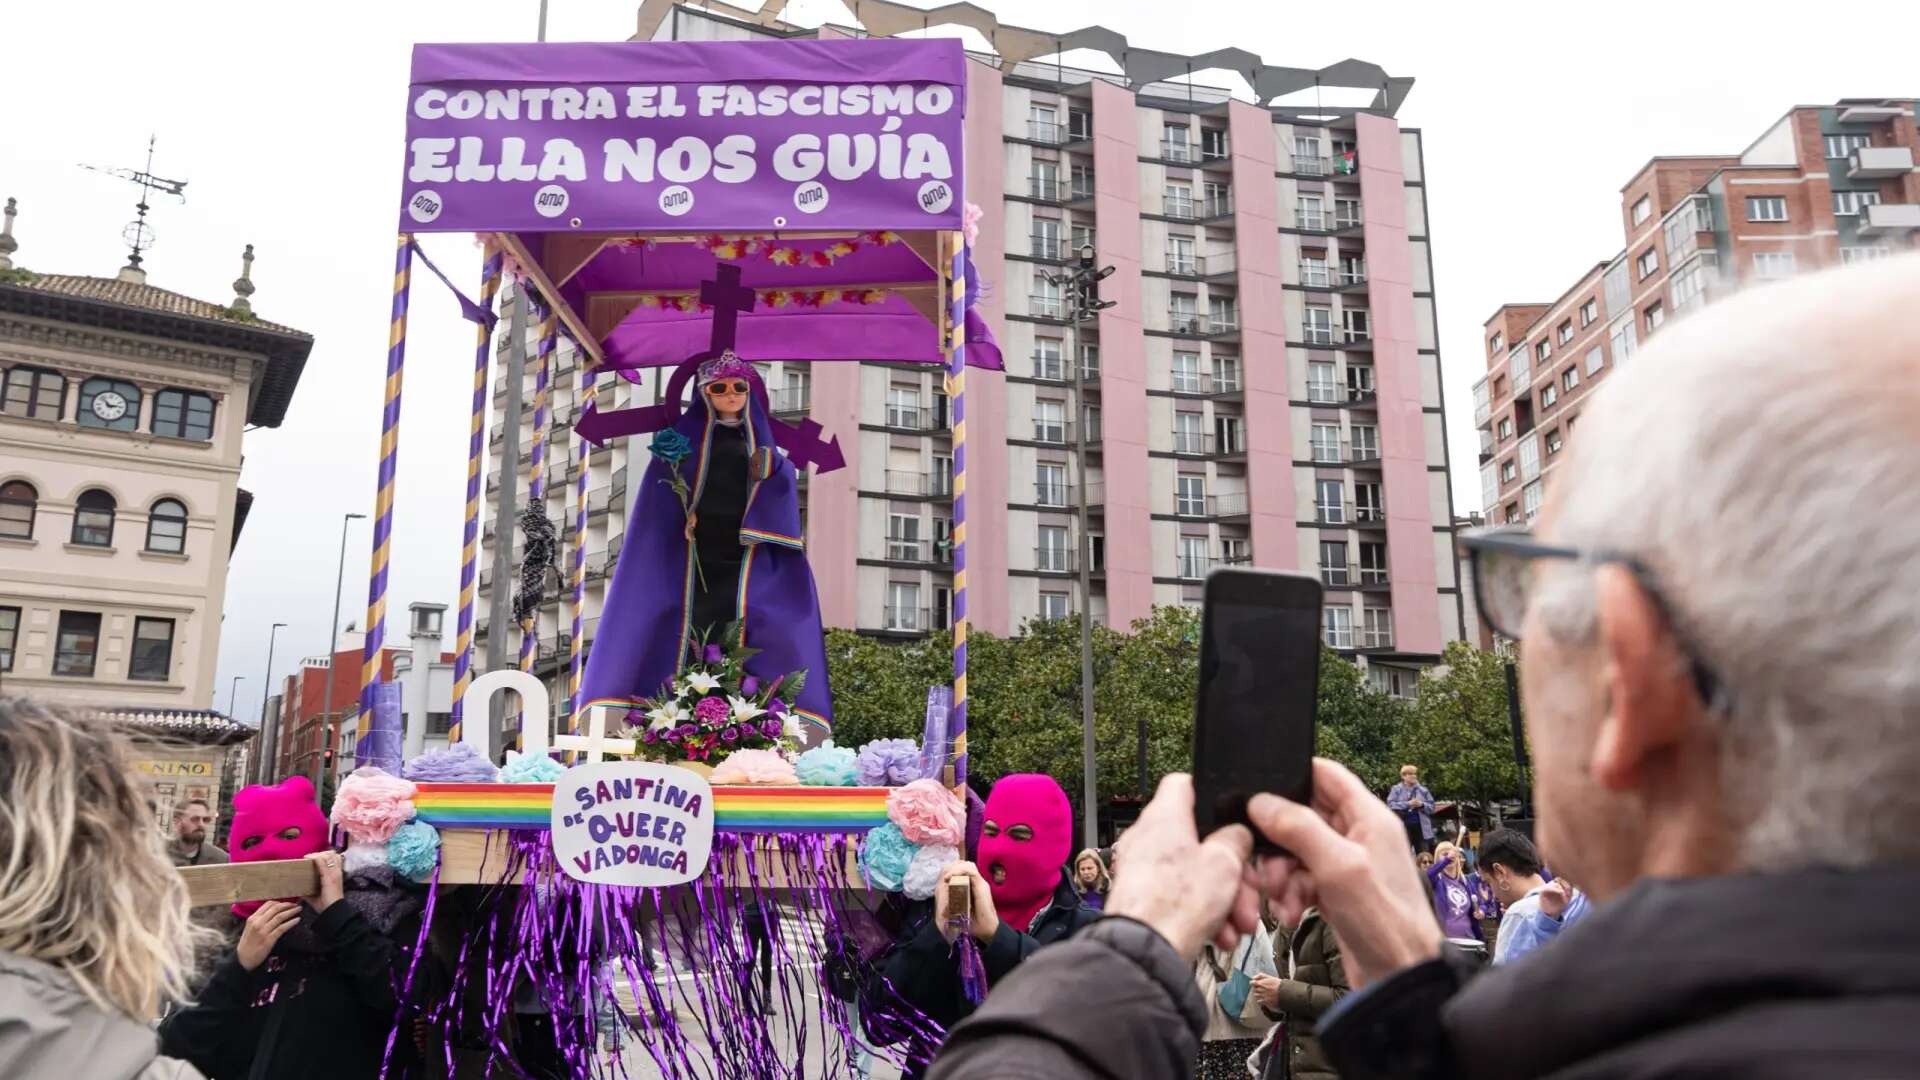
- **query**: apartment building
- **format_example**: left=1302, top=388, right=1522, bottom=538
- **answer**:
left=1476, top=99, right=1919, bottom=526
left=474, top=1, right=1468, bottom=704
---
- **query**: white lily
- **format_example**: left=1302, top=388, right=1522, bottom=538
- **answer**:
left=781, top=711, right=804, bottom=741
left=646, top=700, right=689, bottom=731
left=684, top=669, right=721, bottom=694
left=728, top=695, right=766, bottom=724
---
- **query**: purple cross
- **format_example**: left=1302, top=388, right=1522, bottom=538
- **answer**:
left=698, top=263, right=755, bottom=352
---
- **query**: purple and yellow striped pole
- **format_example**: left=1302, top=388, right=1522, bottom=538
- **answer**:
left=448, top=242, right=503, bottom=745
left=518, top=296, right=556, bottom=689
left=942, top=230, right=969, bottom=797
left=567, top=346, right=591, bottom=736
left=356, top=235, right=414, bottom=745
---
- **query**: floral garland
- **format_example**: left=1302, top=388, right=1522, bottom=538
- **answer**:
left=622, top=634, right=809, bottom=765
left=634, top=287, right=889, bottom=313
left=618, top=230, right=903, bottom=267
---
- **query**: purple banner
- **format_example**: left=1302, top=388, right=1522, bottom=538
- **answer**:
left=399, top=38, right=967, bottom=234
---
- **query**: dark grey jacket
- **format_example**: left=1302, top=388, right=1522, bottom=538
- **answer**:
left=927, top=867, right=1920, bottom=1080
left=0, top=952, right=203, bottom=1080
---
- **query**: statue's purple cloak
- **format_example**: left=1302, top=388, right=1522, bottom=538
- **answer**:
left=580, top=376, right=832, bottom=734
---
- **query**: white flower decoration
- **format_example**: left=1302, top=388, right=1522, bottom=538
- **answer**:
left=684, top=669, right=721, bottom=694
left=647, top=700, right=689, bottom=731
left=781, top=711, right=804, bottom=741
left=728, top=695, right=766, bottom=724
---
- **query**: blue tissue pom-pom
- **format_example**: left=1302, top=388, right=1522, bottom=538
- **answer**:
left=500, top=751, right=568, bottom=783
left=796, top=740, right=859, bottom=786
left=860, top=822, right=918, bottom=892
left=386, top=820, right=441, bottom=882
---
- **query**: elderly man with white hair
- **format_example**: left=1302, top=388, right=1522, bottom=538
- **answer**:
left=923, top=256, right=1920, bottom=1080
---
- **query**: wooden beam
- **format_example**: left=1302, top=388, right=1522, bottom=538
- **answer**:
left=179, top=859, right=319, bottom=908
left=493, top=232, right=607, bottom=369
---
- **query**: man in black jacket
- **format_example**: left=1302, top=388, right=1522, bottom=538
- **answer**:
left=926, top=257, right=1920, bottom=1079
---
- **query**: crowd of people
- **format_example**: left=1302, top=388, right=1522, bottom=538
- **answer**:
left=5, top=256, right=1918, bottom=1077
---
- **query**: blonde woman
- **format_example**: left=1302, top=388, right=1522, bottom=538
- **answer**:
left=1426, top=840, right=1487, bottom=943
left=0, top=698, right=210, bottom=1078
left=1071, top=848, right=1111, bottom=910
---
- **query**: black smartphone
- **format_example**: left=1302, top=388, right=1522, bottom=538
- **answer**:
left=1192, top=567, right=1323, bottom=854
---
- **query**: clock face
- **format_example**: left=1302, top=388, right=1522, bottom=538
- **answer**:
left=91, top=391, right=128, bottom=421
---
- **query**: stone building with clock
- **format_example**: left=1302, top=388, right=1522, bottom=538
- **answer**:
left=0, top=200, right=312, bottom=775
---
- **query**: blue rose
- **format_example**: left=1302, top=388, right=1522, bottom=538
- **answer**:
left=650, top=429, right=693, bottom=465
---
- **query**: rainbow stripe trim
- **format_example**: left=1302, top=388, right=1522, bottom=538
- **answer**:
left=740, top=527, right=803, bottom=549
left=412, top=782, right=891, bottom=833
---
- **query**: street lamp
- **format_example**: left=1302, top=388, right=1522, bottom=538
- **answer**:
left=227, top=675, right=244, bottom=719
left=1046, top=245, right=1117, bottom=849
left=252, top=621, right=288, bottom=784
left=318, top=512, right=367, bottom=787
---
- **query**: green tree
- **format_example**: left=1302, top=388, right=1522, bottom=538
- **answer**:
left=1315, top=646, right=1406, bottom=795
left=1394, top=641, right=1525, bottom=812
left=821, top=627, right=949, bottom=750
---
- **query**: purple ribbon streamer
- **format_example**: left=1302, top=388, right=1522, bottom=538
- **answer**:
left=409, top=238, right=501, bottom=330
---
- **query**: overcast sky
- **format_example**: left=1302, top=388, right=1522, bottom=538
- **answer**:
left=5, top=0, right=1916, bottom=725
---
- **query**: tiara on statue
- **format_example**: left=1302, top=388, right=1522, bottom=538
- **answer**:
left=697, top=350, right=757, bottom=385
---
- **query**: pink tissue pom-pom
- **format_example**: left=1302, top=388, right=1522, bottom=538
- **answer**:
left=330, top=766, right=417, bottom=844
left=709, top=748, right=798, bottom=785
left=887, top=778, right=965, bottom=847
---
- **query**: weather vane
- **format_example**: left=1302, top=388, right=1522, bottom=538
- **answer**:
left=81, top=135, right=188, bottom=274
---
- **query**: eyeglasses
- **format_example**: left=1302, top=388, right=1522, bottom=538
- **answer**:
left=1461, top=526, right=1727, bottom=712
left=705, top=381, right=751, bottom=396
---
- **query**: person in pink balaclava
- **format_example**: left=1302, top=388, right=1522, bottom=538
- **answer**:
left=160, top=776, right=436, bottom=1080
left=881, top=774, right=1100, bottom=1074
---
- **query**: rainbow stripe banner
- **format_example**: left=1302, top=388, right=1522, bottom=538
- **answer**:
left=412, top=782, right=893, bottom=834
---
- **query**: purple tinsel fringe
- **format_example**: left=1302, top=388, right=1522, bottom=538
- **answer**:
left=954, top=931, right=988, bottom=1006
left=401, top=742, right=500, bottom=783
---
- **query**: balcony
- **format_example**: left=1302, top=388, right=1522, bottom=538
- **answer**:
left=1337, top=266, right=1369, bottom=290
left=1162, top=197, right=1197, bottom=221
left=1200, top=252, right=1237, bottom=279
left=883, top=537, right=953, bottom=565
left=1291, top=155, right=1331, bottom=176
left=769, top=386, right=810, bottom=415
left=1171, top=430, right=1213, bottom=456
left=1849, top=146, right=1913, bottom=179
left=1316, top=501, right=1354, bottom=525
left=1161, top=139, right=1196, bottom=164
left=1361, top=624, right=1395, bottom=650
left=1858, top=202, right=1920, bottom=236
left=1033, top=546, right=1077, bottom=574
left=1334, top=207, right=1365, bottom=231
left=1205, top=312, right=1241, bottom=337
left=1173, top=496, right=1210, bottom=519
left=1200, top=197, right=1235, bottom=220
left=1211, top=365, right=1243, bottom=395
left=1358, top=567, right=1390, bottom=589
left=1300, top=262, right=1332, bottom=288
left=1029, top=233, right=1071, bottom=261
left=1174, top=556, right=1217, bottom=581
left=883, top=606, right=932, bottom=633
left=1355, top=503, right=1388, bottom=528
left=1169, top=310, right=1204, bottom=336
left=1027, top=119, right=1066, bottom=144
left=1031, top=481, right=1074, bottom=508
left=1210, top=491, right=1251, bottom=519
left=1029, top=294, right=1067, bottom=321
left=884, top=470, right=953, bottom=498
left=883, top=405, right=946, bottom=432
left=1165, top=250, right=1199, bottom=276
left=1296, top=209, right=1328, bottom=231
left=1341, top=328, right=1374, bottom=351
left=1029, top=176, right=1077, bottom=202
left=1837, top=104, right=1904, bottom=124
left=1302, top=323, right=1336, bottom=346
left=1307, top=380, right=1342, bottom=404
left=1323, top=624, right=1355, bottom=649
left=1030, top=419, right=1075, bottom=445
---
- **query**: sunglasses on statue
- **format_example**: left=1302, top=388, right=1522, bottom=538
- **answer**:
left=705, top=381, right=751, bottom=395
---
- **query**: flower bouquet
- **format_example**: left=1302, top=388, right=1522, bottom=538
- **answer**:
left=624, top=631, right=808, bottom=767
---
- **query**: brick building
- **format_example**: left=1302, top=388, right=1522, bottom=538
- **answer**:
left=1474, top=99, right=1919, bottom=529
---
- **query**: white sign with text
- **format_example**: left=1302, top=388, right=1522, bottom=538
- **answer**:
left=551, top=761, right=714, bottom=886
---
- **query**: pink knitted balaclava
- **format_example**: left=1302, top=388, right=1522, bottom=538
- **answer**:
left=228, top=775, right=330, bottom=917
left=977, top=774, right=1073, bottom=934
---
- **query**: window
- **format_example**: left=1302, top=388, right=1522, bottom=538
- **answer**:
left=1069, top=163, right=1095, bottom=200
left=3, top=367, right=65, bottom=420
left=1356, top=482, right=1382, bottom=521
left=130, top=617, right=175, bottom=682
left=1488, top=332, right=1503, bottom=356
left=887, top=514, right=921, bottom=561
left=1068, top=108, right=1092, bottom=141
left=0, top=480, right=35, bottom=540
left=1321, top=541, right=1349, bottom=586
left=1169, top=293, right=1198, bottom=333
left=1032, top=217, right=1063, bottom=259
left=1631, top=196, right=1651, bottom=225
left=1201, top=127, right=1229, bottom=161
left=1322, top=606, right=1353, bottom=648
left=1293, top=135, right=1321, bottom=172
left=1670, top=262, right=1707, bottom=312
left=77, top=378, right=141, bottom=432
left=1535, top=340, right=1551, bottom=363
left=1746, top=196, right=1788, bottom=223
left=1173, top=411, right=1206, bottom=454
left=152, top=389, right=215, bottom=441
left=1033, top=337, right=1064, bottom=380
left=54, top=611, right=101, bottom=677
left=886, top=387, right=921, bottom=428
left=0, top=605, right=17, bottom=671
left=1033, top=400, right=1065, bottom=443
left=1585, top=346, right=1604, bottom=376
left=71, top=488, right=116, bottom=547
left=1220, top=537, right=1249, bottom=565
left=1833, top=190, right=1881, bottom=217
left=426, top=712, right=453, bottom=736
left=1561, top=368, right=1579, bottom=393
left=1519, top=434, right=1542, bottom=481
left=1509, top=349, right=1532, bottom=393
left=886, top=582, right=922, bottom=631
left=1609, top=319, right=1637, bottom=367
left=1035, top=463, right=1067, bottom=507
left=1522, top=480, right=1544, bottom=522
left=933, top=390, right=950, bottom=429
left=1504, top=501, right=1520, bottom=524
left=1311, top=423, right=1341, bottom=462
left=1171, top=351, right=1202, bottom=393
left=1752, top=251, right=1797, bottom=278
left=1339, top=255, right=1366, bottom=286
left=1031, top=275, right=1064, bottom=319
left=1333, top=198, right=1362, bottom=229
left=1297, top=195, right=1325, bottom=231
left=1038, top=592, right=1071, bottom=621
left=1497, top=417, right=1513, bottom=441
left=1362, top=608, right=1393, bottom=648
left=1359, top=542, right=1388, bottom=585
left=1175, top=474, right=1207, bottom=517
left=1303, top=306, right=1333, bottom=345
left=1178, top=535, right=1210, bottom=580
left=1342, top=308, right=1370, bottom=342
left=1644, top=303, right=1664, bottom=334
left=1163, top=123, right=1192, bottom=161
left=934, top=585, right=953, bottom=629
left=1347, top=364, right=1376, bottom=400
left=1479, top=463, right=1497, bottom=514
left=1082, top=404, right=1102, bottom=443
left=1212, top=355, right=1241, bottom=393
left=1164, top=183, right=1195, bottom=220
left=1037, top=525, right=1071, bottom=572
left=1351, top=425, right=1379, bottom=461
left=145, top=497, right=188, bottom=554
left=1301, top=256, right=1330, bottom=287
left=1579, top=299, right=1597, bottom=327
left=1166, top=234, right=1196, bottom=272
left=1202, top=181, right=1231, bottom=217
left=1549, top=323, right=1568, bottom=347
left=1603, top=260, right=1630, bottom=314
left=1315, top=479, right=1344, bottom=523
left=1825, top=133, right=1870, bottom=159
left=1546, top=429, right=1564, bottom=456
left=1539, top=383, right=1558, bottom=409
left=1635, top=248, right=1659, bottom=280
left=1500, top=460, right=1516, bottom=483
left=1029, top=103, right=1058, bottom=142
left=1307, top=361, right=1338, bottom=403
left=1841, top=245, right=1892, bottom=264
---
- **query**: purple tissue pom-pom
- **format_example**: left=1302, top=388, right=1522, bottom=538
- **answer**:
left=401, top=742, right=499, bottom=783
left=855, top=738, right=924, bottom=786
